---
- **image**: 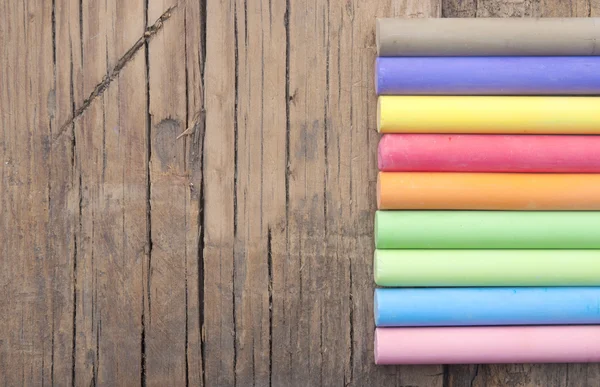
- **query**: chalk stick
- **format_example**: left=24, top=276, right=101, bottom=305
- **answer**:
left=377, top=96, right=600, bottom=134
left=377, top=172, right=600, bottom=210
left=376, top=18, right=600, bottom=56
left=375, top=327, right=600, bottom=364
left=374, top=250, right=600, bottom=287
left=375, top=211, right=600, bottom=249
left=375, top=288, right=600, bottom=327
left=375, top=57, right=600, bottom=95
left=378, top=134, right=600, bottom=173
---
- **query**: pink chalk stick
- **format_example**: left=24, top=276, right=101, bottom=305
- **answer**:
left=378, top=134, right=600, bottom=172
left=375, top=327, right=600, bottom=364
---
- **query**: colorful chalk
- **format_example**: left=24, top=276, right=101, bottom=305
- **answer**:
left=375, top=287, right=600, bottom=327
left=377, top=96, right=600, bottom=134
left=375, top=211, right=600, bottom=249
left=376, top=18, right=600, bottom=56
left=378, top=134, right=600, bottom=173
left=375, top=326, right=600, bottom=364
left=375, top=57, right=600, bottom=95
left=372, top=18, right=600, bottom=367
left=377, top=172, right=600, bottom=210
left=374, top=249, right=600, bottom=287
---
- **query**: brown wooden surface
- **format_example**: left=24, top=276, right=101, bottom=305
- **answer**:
left=1, top=0, right=600, bottom=386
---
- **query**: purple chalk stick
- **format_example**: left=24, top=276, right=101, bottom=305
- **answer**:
left=375, top=57, right=600, bottom=95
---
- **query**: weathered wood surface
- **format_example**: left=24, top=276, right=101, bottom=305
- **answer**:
left=1, top=0, right=599, bottom=386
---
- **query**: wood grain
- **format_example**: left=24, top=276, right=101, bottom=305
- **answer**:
left=2, top=0, right=600, bottom=386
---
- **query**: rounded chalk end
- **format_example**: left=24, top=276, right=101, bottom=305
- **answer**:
left=373, top=289, right=379, bottom=326
left=374, top=211, right=379, bottom=248
left=375, top=20, right=381, bottom=56
left=376, top=97, right=382, bottom=132
left=377, top=134, right=387, bottom=170
left=374, top=60, right=380, bottom=96
left=374, top=329, right=381, bottom=364
left=373, top=250, right=379, bottom=284
left=376, top=172, right=382, bottom=209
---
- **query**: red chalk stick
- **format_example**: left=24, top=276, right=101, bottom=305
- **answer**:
left=378, top=134, right=600, bottom=173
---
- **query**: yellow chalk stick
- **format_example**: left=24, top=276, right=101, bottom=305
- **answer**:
left=377, top=96, right=600, bottom=134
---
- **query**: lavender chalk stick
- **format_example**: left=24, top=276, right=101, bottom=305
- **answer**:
left=376, top=57, right=600, bottom=95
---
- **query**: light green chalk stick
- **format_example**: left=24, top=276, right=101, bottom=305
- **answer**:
left=374, top=249, right=600, bottom=287
left=375, top=211, right=600, bottom=249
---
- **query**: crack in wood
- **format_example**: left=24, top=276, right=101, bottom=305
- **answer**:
left=53, top=5, right=177, bottom=143
left=470, top=364, right=480, bottom=387
left=183, top=7, right=191, bottom=387
left=196, top=4, right=207, bottom=380
left=267, top=227, right=273, bottom=387
left=232, top=1, right=240, bottom=384
left=284, top=0, right=291, bottom=223
left=443, top=365, right=450, bottom=387
left=141, top=2, right=151, bottom=387
left=50, top=1, right=58, bottom=385
left=347, top=259, right=353, bottom=385
left=195, top=0, right=207, bottom=375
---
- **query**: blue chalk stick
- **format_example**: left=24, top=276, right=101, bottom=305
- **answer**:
left=375, top=57, right=600, bottom=95
left=375, top=287, right=600, bottom=327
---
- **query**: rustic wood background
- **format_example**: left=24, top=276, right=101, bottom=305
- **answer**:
left=2, top=0, right=600, bottom=386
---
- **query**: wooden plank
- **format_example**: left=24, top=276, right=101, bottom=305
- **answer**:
left=146, top=1, right=203, bottom=385
left=0, top=1, right=72, bottom=385
left=100, top=2, right=147, bottom=383
left=441, top=1, right=598, bottom=386
left=70, top=1, right=147, bottom=385
left=320, top=1, right=363, bottom=385
left=52, top=0, right=83, bottom=385
left=232, top=0, right=287, bottom=386
left=283, top=0, right=330, bottom=384
left=145, top=0, right=206, bottom=385
left=202, top=0, right=237, bottom=385
left=72, top=1, right=106, bottom=382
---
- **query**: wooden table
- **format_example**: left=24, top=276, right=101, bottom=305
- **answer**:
left=2, top=0, right=599, bottom=385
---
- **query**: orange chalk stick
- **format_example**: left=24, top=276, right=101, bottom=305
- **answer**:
left=377, top=172, right=600, bottom=210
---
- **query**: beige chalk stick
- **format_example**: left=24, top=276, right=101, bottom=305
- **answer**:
left=377, top=18, right=600, bottom=56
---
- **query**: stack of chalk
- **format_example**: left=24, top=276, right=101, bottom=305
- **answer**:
left=374, top=18, right=600, bottom=365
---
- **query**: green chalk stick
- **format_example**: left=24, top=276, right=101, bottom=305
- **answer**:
left=374, top=250, right=600, bottom=287
left=375, top=211, right=600, bottom=249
